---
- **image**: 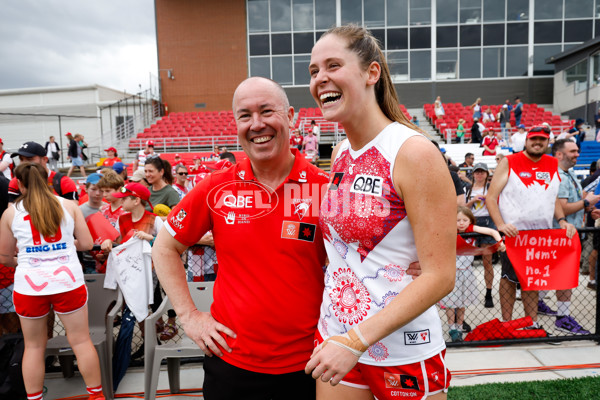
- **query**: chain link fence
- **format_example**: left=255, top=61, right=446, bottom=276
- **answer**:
left=0, top=231, right=597, bottom=374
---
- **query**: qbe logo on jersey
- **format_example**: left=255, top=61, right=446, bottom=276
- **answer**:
left=536, top=171, right=550, bottom=182
left=350, top=174, right=383, bottom=197
left=207, top=180, right=278, bottom=224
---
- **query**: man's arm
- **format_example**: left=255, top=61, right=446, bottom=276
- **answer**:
left=152, top=227, right=235, bottom=356
left=486, top=157, right=518, bottom=237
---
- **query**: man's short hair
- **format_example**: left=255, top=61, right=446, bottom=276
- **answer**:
left=552, top=139, right=572, bottom=156
left=232, top=77, right=290, bottom=111
left=465, top=152, right=474, bottom=159
left=220, top=152, right=236, bottom=164
left=97, top=170, right=125, bottom=190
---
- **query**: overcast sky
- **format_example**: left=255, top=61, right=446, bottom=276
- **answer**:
left=0, top=0, right=157, bottom=95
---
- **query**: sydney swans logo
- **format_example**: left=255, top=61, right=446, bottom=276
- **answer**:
left=207, top=180, right=278, bottom=222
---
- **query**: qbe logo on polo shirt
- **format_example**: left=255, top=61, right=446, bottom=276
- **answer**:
left=350, top=174, right=383, bottom=197
left=207, top=180, right=278, bottom=223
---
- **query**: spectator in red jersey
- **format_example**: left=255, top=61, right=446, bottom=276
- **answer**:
left=188, top=155, right=203, bottom=174
left=101, top=147, right=121, bottom=167
left=290, top=128, right=303, bottom=149
left=153, top=77, right=329, bottom=399
left=8, top=141, right=79, bottom=203
left=482, top=130, right=503, bottom=156
left=172, top=164, right=191, bottom=200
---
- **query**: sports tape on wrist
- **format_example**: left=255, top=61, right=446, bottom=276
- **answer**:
left=323, top=326, right=370, bottom=358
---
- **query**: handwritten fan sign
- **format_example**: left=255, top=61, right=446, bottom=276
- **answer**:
left=504, top=229, right=580, bottom=290
left=456, top=235, right=502, bottom=256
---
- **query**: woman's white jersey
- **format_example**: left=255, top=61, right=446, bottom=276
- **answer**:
left=319, top=122, right=445, bottom=366
left=12, top=197, right=84, bottom=295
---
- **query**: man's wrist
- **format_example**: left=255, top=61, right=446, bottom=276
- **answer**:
left=557, top=217, right=567, bottom=224
left=584, top=199, right=590, bottom=209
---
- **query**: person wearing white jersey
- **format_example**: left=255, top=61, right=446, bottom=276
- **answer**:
left=0, top=163, right=105, bottom=400
left=486, top=125, right=577, bottom=329
left=305, top=25, right=456, bottom=400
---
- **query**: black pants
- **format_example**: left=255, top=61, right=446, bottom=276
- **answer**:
left=203, top=355, right=316, bottom=400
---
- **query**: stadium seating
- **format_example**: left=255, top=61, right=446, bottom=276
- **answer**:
left=424, top=102, right=574, bottom=141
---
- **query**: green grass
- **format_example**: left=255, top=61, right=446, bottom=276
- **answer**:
left=448, top=376, right=600, bottom=399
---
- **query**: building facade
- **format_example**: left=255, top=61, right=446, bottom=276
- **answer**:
left=156, top=0, right=600, bottom=110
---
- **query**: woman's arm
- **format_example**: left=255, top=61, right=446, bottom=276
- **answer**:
left=0, top=207, right=17, bottom=267
left=472, top=225, right=502, bottom=242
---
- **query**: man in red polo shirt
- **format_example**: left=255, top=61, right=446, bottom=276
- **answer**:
left=153, top=77, right=329, bottom=399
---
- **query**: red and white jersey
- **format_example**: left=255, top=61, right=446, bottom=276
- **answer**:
left=499, top=152, right=560, bottom=230
left=319, top=122, right=445, bottom=366
left=12, top=197, right=84, bottom=296
left=100, top=203, right=127, bottom=228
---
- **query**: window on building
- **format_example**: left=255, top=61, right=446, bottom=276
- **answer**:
left=410, top=27, right=431, bottom=49
left=437, top=49, right=458, bottom=79
left=371, top=29, right=386, bottom=49
left=533, top=45, right=561, bottom=75
left=341, top=0, right=362, bottom=25
left=388, top=28, right=408, bottom=49
left=460, top=0, right=481, bottom=23
left=565, top=59, right=588, bottom=92
left=410, top=2, right=431, bottom=25
left=272, top=56, right=293, bottom=85
left=564, top=20, right=593, bottom=43
left=507, top=0, right=528, bottom=21
left=592, top=54, right=600, bottom=86
left=507, top=22, right=528, bottom=44
left=460, top=48, right=481, bottom=78
left=483, top=47, right=505, bottom=77
left=294, top=55, right=310, bottom=85
left=248, top=0, right=269, bottom=33
left=410, top=51, right=431, bottom=80
left=387, top=0, right=408, bottom=26
left=315, top=0, right=336, bottom=30
left=534, top=22, right=562, bottom=44
left=437, top=26, right=458, bottom=47
left=506, top=46, right=528, bottom=76
left=294, top=32, right=314, bottom=54
left=249, top=35, right=270, bottom=56
left=565, top=0, right=593, bottom=18
left=483, top=0, right=506, bottom=22
left=387, top=51, right=409, bottom=82
left=535, top=0, right=563, bottom=20
left=483, top=24, right=504, bottom=46
left=436, top=0, right=458, bottom=24
left=250, top=57, right=271, bottom=78
left=271, top=34, right=292, bottom=55
left=293, top=0, right=313, bottom=31
left=270, top=0, right=291, bottom=32
left=460, top=24, right=481, bottom=47
left=364, top=0, right=385, bottom=27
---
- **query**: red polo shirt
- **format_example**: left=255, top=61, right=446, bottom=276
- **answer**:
left=165, top=150, right=328, bottom=374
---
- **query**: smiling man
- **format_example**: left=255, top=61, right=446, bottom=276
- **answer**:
left=152, top=77, right=329, bottom=400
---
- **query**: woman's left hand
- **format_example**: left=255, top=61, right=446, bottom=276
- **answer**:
left=305, top=343, right=359, bottom=386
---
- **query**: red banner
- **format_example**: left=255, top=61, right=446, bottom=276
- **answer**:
left=456, top=235, right=502, bottom=256
left=504, top=229, right=580, bottom=290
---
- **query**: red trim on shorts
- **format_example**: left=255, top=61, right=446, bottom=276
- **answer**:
left=14, top=285, right=88, bottom=319
left=314, top=331, right=451, bottom=399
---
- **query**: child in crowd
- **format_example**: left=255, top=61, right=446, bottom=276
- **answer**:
left=443, top=206, right=505, bottom=342
left=79, top=173, right=104, bottom=274
left=97, top=170, right=126, bottom=228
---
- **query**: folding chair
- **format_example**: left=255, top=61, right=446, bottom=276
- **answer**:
left=144, top=281, right=214, bottom=400
left=45, top=274, right=122, bottom=400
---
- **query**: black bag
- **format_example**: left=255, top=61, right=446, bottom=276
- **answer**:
left=52, top=151, right=60, bottom=160
left=0, top=333, right=26, bottom=400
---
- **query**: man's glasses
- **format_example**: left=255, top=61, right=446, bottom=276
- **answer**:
left=178, top=172, right=188, bottom=176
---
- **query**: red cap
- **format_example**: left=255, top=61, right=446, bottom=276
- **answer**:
left=112, top=183, right=153, bottom=209
left=527, top=125, right=551, bottom=139
left=104, top=147, right=117, bottom=153
left=65, top=132, right=73, bottom=136
left=175, top=153, right=181, bottom=158
left=193, top=155, right=201, bottom=160
left=0, top=138, right=3, bottom=144
left=146, top=140, right=155, bottom=147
